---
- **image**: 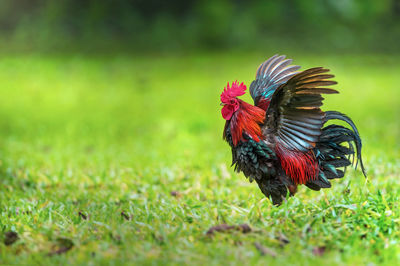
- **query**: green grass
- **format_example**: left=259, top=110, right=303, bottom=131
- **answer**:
left=0, top=52, right=399, bottom=265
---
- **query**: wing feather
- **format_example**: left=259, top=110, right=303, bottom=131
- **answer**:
left=250, top=55, right=301, bottom=108
left=263, top=67, right=338, bottom=151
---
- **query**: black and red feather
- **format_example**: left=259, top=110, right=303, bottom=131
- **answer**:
left=221, top=55, right=366, bottom=205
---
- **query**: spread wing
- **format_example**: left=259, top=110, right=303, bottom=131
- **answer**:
left=263, top=67, right=338, bottom=152
left=249, top=55, right=301, bottom=108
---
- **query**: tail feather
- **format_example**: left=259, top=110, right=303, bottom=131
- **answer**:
left=306, top=111, right=366, bottom=191
left=324, top=169, right=344, bottom=179
left=324, top=111, right=366, bottom=176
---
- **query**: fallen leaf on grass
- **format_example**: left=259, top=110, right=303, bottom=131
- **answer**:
left=4, top=231, right=19, bottom=246
left=206, top=224, right=233, bottom=235
left=276, top=233, right=290, bottom=246
left=121, top=211, right=131, bottom=220
left=48, top=238, right=74, bottom=256
left=312, top=246, right=326, bottom=256
left=78, top=211, right=88, bottom=220
left=238, top=224, right=251, bottom=233
left=170, top=191, right=181, bottom=197
left=254, top=242, right=277, bottom=257
left=206, top=224, right=251, bottom=235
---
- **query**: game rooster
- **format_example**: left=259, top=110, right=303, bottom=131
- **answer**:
left=221, top=55, right=366, bottom=205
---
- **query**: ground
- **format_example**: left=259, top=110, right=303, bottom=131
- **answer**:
left=0, top=52, right=399, bottom=265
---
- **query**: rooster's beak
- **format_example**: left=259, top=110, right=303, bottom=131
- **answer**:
left=220, top=103, right=225, bottom=106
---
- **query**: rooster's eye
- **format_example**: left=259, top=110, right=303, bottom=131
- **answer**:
left=230, top=99, right=235, bottom=104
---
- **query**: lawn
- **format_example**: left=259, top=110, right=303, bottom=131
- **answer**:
left=0, top=52, right=399, bottom=265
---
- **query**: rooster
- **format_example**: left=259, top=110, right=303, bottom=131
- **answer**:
left=221, top=55, right=366, bottom=205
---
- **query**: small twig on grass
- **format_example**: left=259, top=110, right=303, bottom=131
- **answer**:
left=121, top=211, right=131, bottom=221
left=254, top=242, right=277, bottom=257
left=78, top=211, right=88, bottom=220
left=48, top=238, right=74, bottom=256
left=206, top=224, right=251, bottom=236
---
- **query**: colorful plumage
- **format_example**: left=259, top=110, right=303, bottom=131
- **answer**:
left=221, top=55, right=366, bottom=205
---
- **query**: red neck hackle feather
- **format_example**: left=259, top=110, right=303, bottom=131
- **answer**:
left=230, top=100, right=265, bottom=145
left=221, top=81, right=265, bottom=146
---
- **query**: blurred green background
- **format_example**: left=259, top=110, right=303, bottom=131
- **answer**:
left=0, top=1, right=400, bottom=265
left=0, top=0, right=399, bottom=53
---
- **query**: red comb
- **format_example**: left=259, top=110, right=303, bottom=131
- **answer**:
left=220, top=81, right=247, bottom=103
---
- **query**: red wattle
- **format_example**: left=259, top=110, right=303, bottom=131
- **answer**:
left=221, top=105, right=234, bottom=120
